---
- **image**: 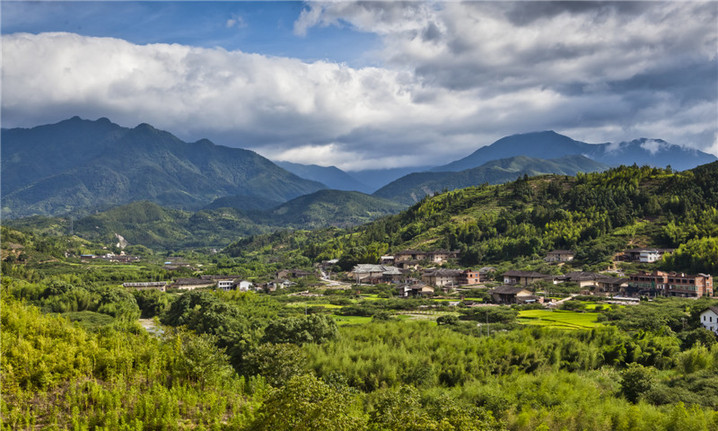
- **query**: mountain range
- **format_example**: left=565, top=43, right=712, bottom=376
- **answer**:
left=373, top=155, right=609, bottom=205
left=3, top=117, right=716, bottom=222
left=1, top=117, right=324, bottom=218
left=433, top=130, right=716, bottom=172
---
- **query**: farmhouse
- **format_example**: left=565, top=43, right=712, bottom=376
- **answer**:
left=544, top=250, right=575, bottom=262
left=394, top=249, right=459, bottom=264
left=700, top=307, right=718, bottom=334
left=122, top=281, right=168, bottom=292
left=503, top=270, right=552, bottom=286
left=350, top=264, right=404, bottom=284
left=491, top=286, right=539, bottom=304
left=621, top=248, right=672, bottom=263
left=458, top=269, right=482, bottom=285
left=422, top=269, right=463, bottom=287
left=170, top=278, right=215, bottom=290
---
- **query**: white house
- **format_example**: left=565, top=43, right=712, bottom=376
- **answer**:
left=237, top=280, right=253, bottom=292
left=700, top=306, right=718, bottom=334
left=639, top=250, right=662, bottom=263
left=217, top=279, right=236, bottom=291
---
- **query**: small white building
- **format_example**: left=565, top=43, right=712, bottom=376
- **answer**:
left=217, top=279, right=236, bottom=290
left=700, top=307, right=718, bottom=334
left=639, top=250, right=662, bottom=263
left=237, top=280, right=253, bottom=292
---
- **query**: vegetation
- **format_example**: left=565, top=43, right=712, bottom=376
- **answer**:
left=2, top=162, right=718, bottom=430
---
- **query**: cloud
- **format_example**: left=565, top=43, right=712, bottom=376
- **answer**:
left=2, top=1, right=717, bottom=171
left=226, top=15, right=246, bottom=29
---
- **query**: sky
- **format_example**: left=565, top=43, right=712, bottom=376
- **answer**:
left=2, top=1, right=717, bottom=171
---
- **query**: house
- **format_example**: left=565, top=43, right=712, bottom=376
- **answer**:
left=122, top=282, right=168, bottom=292
left=503, top=270, right=552, bottom=286
left=628, top=271, right=713, bottom=298
left=458, top=269, right=482, bottom=285
left=422, top=269, right=463, bottom=287
left=276, top=269, right=314, bottom=279
left=544, top=250, right=575, bottom=262
left=265, top=279, right=294, bottom=292
left=237, top=280, right=253, bottom=292
left=700, top=307, right=718, bottom=334
left=595, top=276, right=630, bottom=295
left=621, top=248, right=672, bottom=263
left=491, top=286, right=539, bottom=304
left=394, top=249, right=459, bottom=264
left=170, top=278, right=215, bottom=290
left=478, top=266, right=496, bottom=282
left=350, top=264, right=403, bottom=284
left=380, top=255, right=395, bottom=265
left=396, top=282, right=434, bottom=298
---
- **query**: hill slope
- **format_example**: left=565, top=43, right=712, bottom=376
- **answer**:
left=1, top=117, right=325, bottom=218
left=435, top=131, right=716, bottom=172
left=276, top=161, right=370, bottom=193
left=374, top=155, right=609, bottom=205
left=261, top=190, right=406, bottom=228
left=5, top=190, right=406, bottom=249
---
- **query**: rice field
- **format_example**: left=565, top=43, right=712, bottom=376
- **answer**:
left=517, top=309, right=603, bottom=330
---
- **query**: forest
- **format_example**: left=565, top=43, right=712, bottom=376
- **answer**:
left=2, top=163, right=718, bottom=430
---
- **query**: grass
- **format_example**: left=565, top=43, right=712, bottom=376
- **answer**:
left=517, top=309, right=603, bottom=330
left=332, top=315, right=372, bottom=326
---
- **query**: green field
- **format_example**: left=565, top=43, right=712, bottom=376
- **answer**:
left=332, top=315, right=373, bottom=325
left=517, top=309, right=603, bottom=330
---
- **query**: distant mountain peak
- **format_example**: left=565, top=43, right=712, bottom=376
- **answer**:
left=434, top=131, right=715, bottom=172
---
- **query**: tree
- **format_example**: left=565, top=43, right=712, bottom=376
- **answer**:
left=250, top=374, right=365, bottom=431
left=242, top=343, right=307, bottom=386
left=620, top=363, right=654, bottom=403
left=262, top=314, right=338, bottom=345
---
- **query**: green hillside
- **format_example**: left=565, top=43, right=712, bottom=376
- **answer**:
left=373, top=155, right=609, bottom=205
left=228, top=162, right=718, bottom=274
left=262, top=190, right=406, bottom=228
left=6, top=190, right=406, bottom=250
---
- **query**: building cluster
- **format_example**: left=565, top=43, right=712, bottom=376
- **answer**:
left=80, top=252, right=140, bottom=263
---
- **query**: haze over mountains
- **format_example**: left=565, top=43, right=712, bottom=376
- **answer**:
left=2, top=116, right=715, bottom=223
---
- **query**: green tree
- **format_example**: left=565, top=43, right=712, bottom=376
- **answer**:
left=620, top=363, right=655, bottom=403
left=250, top=374, right=365, bottom=431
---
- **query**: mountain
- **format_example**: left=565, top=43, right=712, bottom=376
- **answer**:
left=5, top=201, right=267, bottom=250
left=374, top=155, right=609, bottom=205
left=1, top=117, right=325, bottom=218
left=6, top=190, right=406, bottom=249
left=204, top=195, right=284, bottom=211
left=347, top=166, right=434, bottom=192
left=261, top=190, right=406, bottom=228
left=434, top=131, right=717, bottom=172
left=276, top=161, right=370, bottom=193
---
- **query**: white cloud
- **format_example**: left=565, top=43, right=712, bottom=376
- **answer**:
left=226, top=15, right=246, bottom=29
left=2, top=0, right=717, bottom=170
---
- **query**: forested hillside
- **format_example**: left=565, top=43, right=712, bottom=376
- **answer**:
left=373, top=154, right=608, bottom=205
left=228, top=163, right=718, bottom=274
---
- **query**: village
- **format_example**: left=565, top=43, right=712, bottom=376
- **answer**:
left=122, top=246, right=715, bottom=332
